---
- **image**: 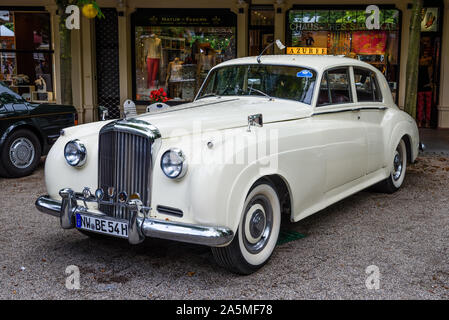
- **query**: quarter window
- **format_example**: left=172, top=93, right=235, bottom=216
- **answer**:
left=353, top=68, right=382, bottom=102
left=317, top=68, right=352, bottom=106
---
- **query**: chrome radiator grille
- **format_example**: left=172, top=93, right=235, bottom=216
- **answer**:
left=98, top=130, right=152, bottom=219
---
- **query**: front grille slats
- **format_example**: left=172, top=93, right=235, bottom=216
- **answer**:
left=98, top=130, right=152, bottom=219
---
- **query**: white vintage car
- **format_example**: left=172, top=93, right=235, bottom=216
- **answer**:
left=36, top=55, right=421, bottom=274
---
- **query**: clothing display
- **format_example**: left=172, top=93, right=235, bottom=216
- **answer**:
left=133, top=18, right=236, bottom=102
left=146, top=58, right=160, bottom=88
left=144, top=36, right=162, bottom=88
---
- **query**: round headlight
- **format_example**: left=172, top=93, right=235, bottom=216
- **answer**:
left=160, top=148, right=187, bottom=179
left=64, top=140, right=87, bottom=167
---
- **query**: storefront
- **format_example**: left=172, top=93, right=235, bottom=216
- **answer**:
left=131, top=8, right=237, bottom=103
left=286, top=5, right=402, bottom=102
left=417, top=3, right=444, bottom=128
left=0, top=6, right=55, bottom=103
left=2, top=0, right=449, bottom=129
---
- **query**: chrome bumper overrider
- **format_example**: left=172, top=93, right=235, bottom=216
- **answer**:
left=35, top=189, right=234, bottom=247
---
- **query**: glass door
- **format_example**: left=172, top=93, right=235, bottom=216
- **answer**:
left=249, top=5, right=274, bottom=56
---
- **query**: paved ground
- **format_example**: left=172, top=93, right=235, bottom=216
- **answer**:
left=0, top=155, right=448, bottom=300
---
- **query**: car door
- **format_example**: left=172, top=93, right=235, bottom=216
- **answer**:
left=352, top=67, right=386, bottom=174
left=313, top=66, right=367, bottom=192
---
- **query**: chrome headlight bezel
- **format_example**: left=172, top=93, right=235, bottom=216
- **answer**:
left=64, top=139, right=87, bottom=167
left=160, top=148, right=188, bottom=179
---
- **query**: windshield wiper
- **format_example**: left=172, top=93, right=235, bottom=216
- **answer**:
left=197, top=93, right=220, bottom=100
left=248, top=87, right=273, bottom=101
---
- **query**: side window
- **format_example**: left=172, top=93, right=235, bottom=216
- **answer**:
left=353, top=67, right=383, bottom=102
left=317, top=72, right=330, bottom=106
left=317, top=68, right=352, bottom=106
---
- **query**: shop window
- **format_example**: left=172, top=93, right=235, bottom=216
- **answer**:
left=132, top=9, right=237, bottom=104
left=318, top=68, right=352, bottom=106
left=0, top=10, right=54, bottom=103
left=353, top=67, right=382, bottom=102
left=288, top=8, right=400, bottom=102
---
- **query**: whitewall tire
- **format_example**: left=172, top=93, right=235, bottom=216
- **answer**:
left=377, top=139, right=407, bottom=193
left=212, top=181, right=281, bottom=274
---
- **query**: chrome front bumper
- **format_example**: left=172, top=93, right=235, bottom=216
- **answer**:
left=35, top=189, right=234, bottom=247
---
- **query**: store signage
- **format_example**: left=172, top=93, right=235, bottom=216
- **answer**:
left=134, top=9, right=236, bottom=27
left=289, top=6, right=397, bottom=32
left=421, top=7, right=439, bottom=32
left=287, top=47, right=328, bottom=55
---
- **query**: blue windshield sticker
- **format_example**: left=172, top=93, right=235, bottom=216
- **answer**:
left=297, top=70, right=313, bottom=78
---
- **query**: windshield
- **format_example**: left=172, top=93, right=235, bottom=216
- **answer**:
left=0, top=82, right=25, bottom=104
left=197, top=64, right=317, bottom=105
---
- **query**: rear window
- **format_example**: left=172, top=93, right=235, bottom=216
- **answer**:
left=354, top=67, right=382, bottom=102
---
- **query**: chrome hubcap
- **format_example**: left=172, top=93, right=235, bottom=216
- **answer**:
left=250, top=209, right=266, bottom=239
left=243, top=195, right=273, bottom=254
left=392, top=149, right=403, bottom=181
left=9, top=137, right=35, bottom=169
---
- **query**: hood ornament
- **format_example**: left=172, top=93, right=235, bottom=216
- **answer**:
left=247, top=114, right=263, bottom=132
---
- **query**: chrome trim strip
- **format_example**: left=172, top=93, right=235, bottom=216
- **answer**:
left=156, top=205, right=184, bottom=217
left=313, top=106, right=387, bottom=116
left=35, top=194, right=234, bottom=247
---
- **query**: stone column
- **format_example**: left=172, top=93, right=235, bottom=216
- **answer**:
left=80, top=16, right=96, bottom=123
left=70, top=19, right=84, bottom=123
left=118, top=2, right=136, bottom=114
left=274, top=0, right=288, bottom=54
left=438, top=0, right=449, bottom=128
left=236, top=1, right=249, bottom=58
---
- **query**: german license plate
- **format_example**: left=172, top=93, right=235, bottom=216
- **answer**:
left=75, top=213, right=128, bottom=238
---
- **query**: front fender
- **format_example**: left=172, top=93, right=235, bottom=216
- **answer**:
left=151, top=127, right=285, bottom=233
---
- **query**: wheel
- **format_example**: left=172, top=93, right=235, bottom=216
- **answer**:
left=376, top=139, right=407, bottom=194
left=0, top=129, right=41, bottom=178
left=212, top=181, right=281, bottom=275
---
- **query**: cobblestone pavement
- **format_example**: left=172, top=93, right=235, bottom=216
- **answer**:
left=0, top=155, right=448, bottom=300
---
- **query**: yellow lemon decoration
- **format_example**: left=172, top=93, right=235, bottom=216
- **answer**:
left=82, top=4, right=98, bottom=19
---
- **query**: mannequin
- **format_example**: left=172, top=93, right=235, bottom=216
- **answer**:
left=166, top=57, right=184, bottom=98
left=144, top=34, right=162, bottom=88
left=197, top=47, right=216, bottom=90
left=166, top=57, right=183, bottom=84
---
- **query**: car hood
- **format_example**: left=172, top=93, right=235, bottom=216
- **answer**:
left=134, top=96, right=312, bottom=138
left=62, top=97, right=312, bottom=140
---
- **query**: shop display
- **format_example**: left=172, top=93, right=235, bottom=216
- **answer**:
left=288, top=8, right=400, bottom=101
left=133, top=9, right=236, bottom=103
left=0, top=10, right=54, bottom=103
